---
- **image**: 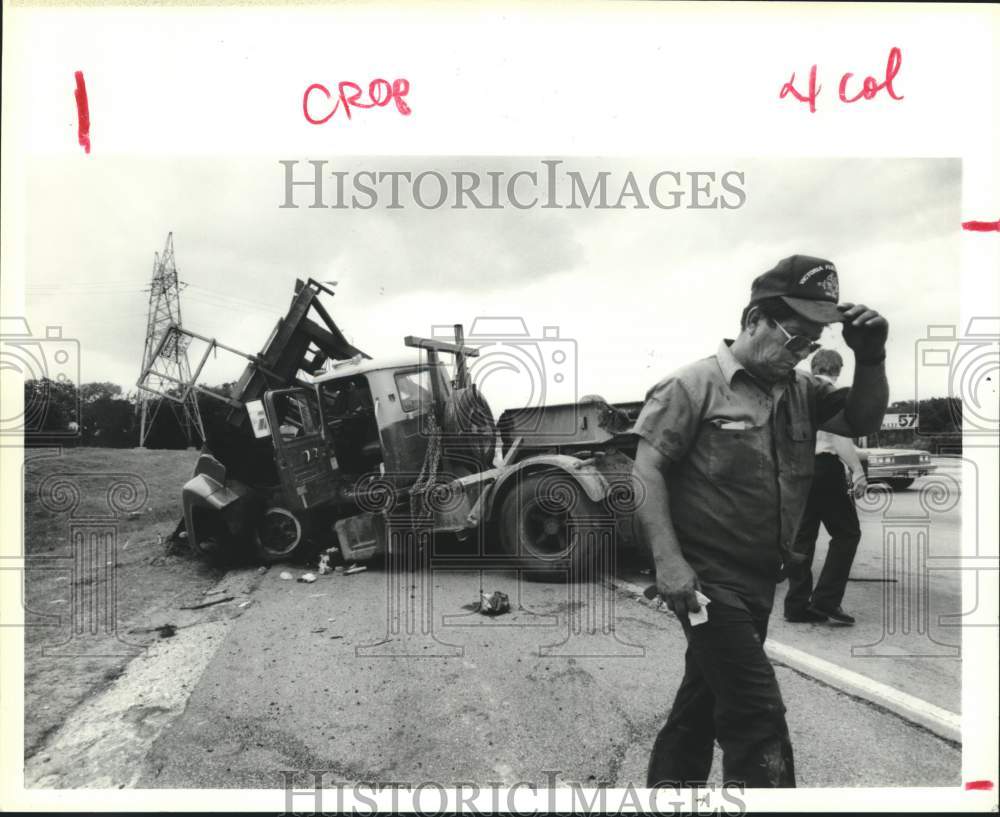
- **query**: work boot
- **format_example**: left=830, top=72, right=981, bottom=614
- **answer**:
left=810, top=604, right=855, bottom=625
left=784, top=608, right=827, bottom=623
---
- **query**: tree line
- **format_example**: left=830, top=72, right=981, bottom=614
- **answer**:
left=22, top=379, right=965, bottom=452
left=22, top=379, right=238, bottom=449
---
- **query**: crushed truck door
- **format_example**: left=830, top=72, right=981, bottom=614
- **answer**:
left=264, top=387, right=339, bottom=511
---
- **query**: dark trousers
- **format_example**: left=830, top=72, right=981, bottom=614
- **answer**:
left=785, top=453, right=861, bottom=615
left=646, top=602, right=795, bottom=788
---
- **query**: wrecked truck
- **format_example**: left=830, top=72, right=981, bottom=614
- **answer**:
left=144, top=279, right=645, bottom=574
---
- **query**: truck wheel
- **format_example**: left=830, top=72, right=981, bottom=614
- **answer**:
left=885, top=478, right=915, bottom=491
left=254, top=507, right=305, bottom=563
left=497, top=472, right=605, bottom=582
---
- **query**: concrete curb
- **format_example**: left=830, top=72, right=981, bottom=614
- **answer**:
left=611, top=578, right=962, bottom=745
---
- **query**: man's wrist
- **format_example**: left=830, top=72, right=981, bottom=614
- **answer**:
left=854, top=349, right=886, bottom=366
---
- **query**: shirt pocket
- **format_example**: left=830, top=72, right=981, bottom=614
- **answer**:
left=784, top=420, right=815, bottom=476
left=703, top=423, right=767, bottom=484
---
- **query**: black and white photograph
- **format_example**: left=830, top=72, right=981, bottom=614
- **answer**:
left=2, top=4, right=998, bottom=814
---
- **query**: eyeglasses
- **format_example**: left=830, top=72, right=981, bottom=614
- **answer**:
left=773, top=320, right=821, bottom=355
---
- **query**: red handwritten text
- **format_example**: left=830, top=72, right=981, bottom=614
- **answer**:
left=839, top=47, right=904, bottom=103
left=74, top=71, right=91, bottom=153
left=779, top=64, right=821, bottom=114
left=780, top=48, right=904, bottom=113
left=304, top=79, right=411, bottom=124
left=962, top=219, right=1000, bottom=232
left=964, top=781, right=995, bottom=791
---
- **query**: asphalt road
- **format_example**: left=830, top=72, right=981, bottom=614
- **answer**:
left=621, top=459, right=964, bottom=714
left=118, top=563, right=959, bottom=789
left=23, top=459, right=965, bottom=791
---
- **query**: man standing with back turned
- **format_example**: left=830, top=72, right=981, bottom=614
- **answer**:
left=784, top=349, right=867, bottom=626
left=633, top=255, right=888, bottom=787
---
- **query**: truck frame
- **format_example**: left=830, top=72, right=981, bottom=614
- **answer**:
left=145, top=280, right=644, bottom=573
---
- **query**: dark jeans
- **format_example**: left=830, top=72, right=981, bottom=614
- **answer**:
left=785, top=453, right=861, bottom=615
left=646, top=601, right=795, bottom=788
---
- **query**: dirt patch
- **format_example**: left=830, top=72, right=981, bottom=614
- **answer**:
left=22, top=447, right=226, bottom=760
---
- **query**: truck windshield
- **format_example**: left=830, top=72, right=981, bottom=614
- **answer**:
left=395, top=369, right=434, bottom=413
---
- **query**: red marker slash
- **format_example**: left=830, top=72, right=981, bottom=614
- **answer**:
left=962, top=219, right=1000, bottom=232
left=965, top=780, right=994, bottom=791
left=74, top=71, right=90, bottom=154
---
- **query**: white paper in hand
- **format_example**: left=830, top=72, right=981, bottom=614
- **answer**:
left=687, top=591, right=712, bottom=626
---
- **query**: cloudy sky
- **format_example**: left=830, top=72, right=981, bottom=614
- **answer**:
left=23, top=157, right=960, bottom=415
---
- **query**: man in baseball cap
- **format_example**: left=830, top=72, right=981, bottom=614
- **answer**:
left=634, top=254, right=888, bottom=787
left=751, top=254, right=843, bottom=323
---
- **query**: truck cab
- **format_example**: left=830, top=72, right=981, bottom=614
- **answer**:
left=264, top=356, right=452, bottom=513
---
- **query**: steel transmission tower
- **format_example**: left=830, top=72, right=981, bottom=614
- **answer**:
left=137, top=233, right=205, bottom=447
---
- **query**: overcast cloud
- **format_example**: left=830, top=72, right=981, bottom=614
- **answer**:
left=22, top=157, right=960, bottom=416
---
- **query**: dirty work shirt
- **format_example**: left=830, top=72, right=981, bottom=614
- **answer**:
left=635, top=340, right=848, bottom=615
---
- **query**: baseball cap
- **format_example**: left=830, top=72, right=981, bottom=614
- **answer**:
left=750, top=255, right=842, bottom=324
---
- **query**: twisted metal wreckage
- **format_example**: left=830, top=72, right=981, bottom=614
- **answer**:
left=137, top=279, right=647, bottom=578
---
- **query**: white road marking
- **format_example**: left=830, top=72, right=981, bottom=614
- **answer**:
left=610, top=578, right=961, bottom=744
left=24, top=619, right=231, bottom=788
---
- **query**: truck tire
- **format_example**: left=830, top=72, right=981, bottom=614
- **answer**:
left=496, top=472, right=606, bottom=582
left=254, top=506, right=306, bottom=563
left=885, top=478, right=915, bottom=491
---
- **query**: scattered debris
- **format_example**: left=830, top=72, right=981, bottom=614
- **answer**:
left=127, top=511, right=141, bottom=520
left=128, top=623, right=178, bottom=639
left=298, top=573, right=317, bottom=583
left=179, top=595, right=235, bottom=610
left=238, top=600, right=252, bottom=609
left=344, top=564, right=366, bottom=576
left=329, top=635, right=343, bottom=640
left=334, top=566, right=344, bottom=574
left=476, top=590, right=510, bottom=616
left=311, top=627, right=326, bottom=634
left=279, top=571, right=293, bottom=581
left=178, top=530, right=189, bottom=540
left=257, top=566, right=269, bottom=575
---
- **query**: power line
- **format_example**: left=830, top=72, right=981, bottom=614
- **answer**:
left=184, top=292, right=276, bottom=315
left=184, top=283, right=282, bottom=312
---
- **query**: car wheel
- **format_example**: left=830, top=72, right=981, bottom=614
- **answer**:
left=496, top=472, right=606, bottom=582
left=254, top=506, right=306, bottom=563
left=885, top=478, right=915, bottom=491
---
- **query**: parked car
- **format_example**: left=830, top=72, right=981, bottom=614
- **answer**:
left=857, top=447, right=937, bottom=490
